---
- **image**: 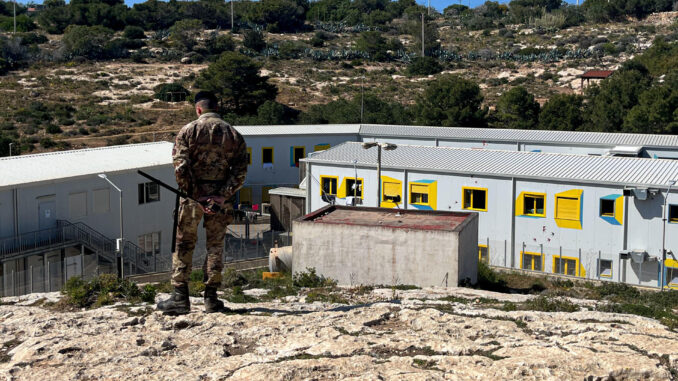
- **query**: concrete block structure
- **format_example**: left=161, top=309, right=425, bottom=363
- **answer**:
left=293, top=205, right=478, bottom=287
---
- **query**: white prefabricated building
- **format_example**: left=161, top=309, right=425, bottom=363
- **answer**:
left=303, top=142, right=678, bottom=289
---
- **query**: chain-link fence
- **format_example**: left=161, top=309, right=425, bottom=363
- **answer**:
left=480, top=237, right=662, bottom=288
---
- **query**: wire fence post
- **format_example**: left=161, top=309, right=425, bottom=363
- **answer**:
left=11, top=270, right=15, bottom=297
left=29, top=265, right=33, bottom=294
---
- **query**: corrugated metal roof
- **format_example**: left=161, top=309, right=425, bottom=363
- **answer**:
left=268, top=187, right=306, bottom=197
left=0, top=142, right=173, bottom=189
left=235, top=124, right=361, bottom=136
left=358, top=124, right=678, bottom=148
left=304, top=142, right=678, bottom=188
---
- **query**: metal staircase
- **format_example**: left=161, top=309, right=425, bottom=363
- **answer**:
left=0, top=220, right=155, bottom=274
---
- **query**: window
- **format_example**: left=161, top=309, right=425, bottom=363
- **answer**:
left=670, top=205, right=678, bottom=223
left=93, top=189, right=109, bottom=214
left=320, top=176, right=338, bottom=196
left=262, top=186, right=274, bottom=204
left=138, top=232, right=161, bottom=257
left=521, top=251, right=542, bottom=271
left=262, top=147, right=274, bottom=164
left=239, top=187, right=252, bottom=206
left=291, top=146, right=305, bottom=167
left=553, top=256, right=579, bottom=276
left=138, top=182, right=160, bottom=204
left=598, top=259, right=612, bottom=278
left=345, top=178, right=363, bottom=198
left=600, top=199, right=615, bottom=217
left=68, top=192, right=87, bottom=219
left=247, top=147, right=252, bottom=165
left=478, top=244, right=489, bottom=264
left=554, top=189, right=583, bottom=229
left=668, top=267, right=678, bottom=289
left=463, top=187, right=487, bottom=211
left=523, top=194, right=545, bottom=217
left=382, top=180, right=402, bottom=204
left=314, top=144, right=330, bottom=152
left=555, top=197, right=579, bottom=220
left=411, top=184, right=429, bottom=204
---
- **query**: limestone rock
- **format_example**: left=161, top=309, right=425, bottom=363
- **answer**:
left=1, top=287, right=677, bottom=380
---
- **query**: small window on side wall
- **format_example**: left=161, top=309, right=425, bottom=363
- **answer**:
left=262, top=147, right=274, bottom=164
left=523, top=194, right=545, bottom=217
left=600, top=199, right=615, bottom=217
left=478, top=245, right=489, bottom=264
left=670, top=204, right=678, bottom=223
left=598, top=259, right=612, bottom=278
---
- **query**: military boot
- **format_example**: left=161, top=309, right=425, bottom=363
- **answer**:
left=157, top=285, right=190, bottom=315
left=204, top=286, right=227, bottom=313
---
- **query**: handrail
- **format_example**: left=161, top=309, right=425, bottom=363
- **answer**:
left=0, top=220, right=157, bottom=273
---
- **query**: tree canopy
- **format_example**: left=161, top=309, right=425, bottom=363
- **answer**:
left=414, top=75, right=487, bottom=127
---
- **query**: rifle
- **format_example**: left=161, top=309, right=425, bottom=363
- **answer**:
left=137, top=170, right=221, bottom=253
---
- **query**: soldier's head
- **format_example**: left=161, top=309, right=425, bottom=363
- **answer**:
left=194, top=91, right=219, bottom=116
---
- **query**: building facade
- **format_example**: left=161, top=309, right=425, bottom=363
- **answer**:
left=303, top=142, right=678, bottom=288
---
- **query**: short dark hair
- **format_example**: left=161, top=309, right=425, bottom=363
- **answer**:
left=194, top=91, right=219, bottom=110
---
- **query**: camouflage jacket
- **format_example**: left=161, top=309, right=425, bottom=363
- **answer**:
left=172, top=112, right=248, bottom=200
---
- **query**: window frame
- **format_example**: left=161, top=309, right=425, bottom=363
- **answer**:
left=552, top=255, right=580, bottom=277
left=555, top=195, right=580, bottom=221
left=521, top=251, right=543, bottom=271
left=239, top=186, right=252, bottom=206
left=478, top=244, right=489, bottom=264
left=314, top=144, right=330, bottom=152
left=292, top=146, right=305, bottom=167
left=344, top=177, right=364, bottom=199
left=670, top=204, right=678, bottom=223
left=462, top=186, right=488, bottom=212
left=410, top=183, right=432, bottom=207
left=138, top=182, right=161, bottom=205
left=262, top=147, right=274, bottom=164
left=138, top=232, right=161, bottom=257
left=598, top=259, right=613, bottom=278
left=522, top=193, right=546, bottom=217
left=320, top=175, right=338, bottom=196
left=600, top=198, right=615, bottom=217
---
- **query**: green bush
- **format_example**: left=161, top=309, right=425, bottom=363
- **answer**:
left=293, top=267, right=336, bottom=288
left=45, top=124, right=62, bottom=134
left=243, top=29, right=266, bottom=52
left=62, top=274, right=153, bottom=308
left=407, top=56, right=442, bottom=76
left=524, top=296, right=579, bottom=312
left=123, top=25, right=146, bottom=40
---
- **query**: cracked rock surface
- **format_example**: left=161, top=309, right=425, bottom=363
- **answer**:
left=1, top=287, right=677, bottom=380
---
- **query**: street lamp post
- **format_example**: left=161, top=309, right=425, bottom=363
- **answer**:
left=98, top=173, right=124, bottom=277
left=9, top=142, right=13, bottom=157
left=661, top=179, right=676, bottom=291
left=362, top=142, right=397, bottom=207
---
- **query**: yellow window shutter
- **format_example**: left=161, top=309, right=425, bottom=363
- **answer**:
left=383, top=182, right=400, bottom=197
left=556, top=196, right=579, bottom=220
left=411, top=184, right=429, bottom=194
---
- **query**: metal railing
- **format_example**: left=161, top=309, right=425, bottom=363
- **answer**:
left=0, top=220, right=154, bottom=274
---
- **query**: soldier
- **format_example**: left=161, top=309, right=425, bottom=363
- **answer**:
left=158, top=91, right=248, bottom=315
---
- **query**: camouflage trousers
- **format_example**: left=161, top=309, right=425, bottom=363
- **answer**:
left=171, top=198, right=234, bottom=287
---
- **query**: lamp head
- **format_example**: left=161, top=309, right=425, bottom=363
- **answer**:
left=98, top=173, right=107, bottom=179
left=361, top=142, right=378, bottom=149
left=381, top=143, right=398, bottom=151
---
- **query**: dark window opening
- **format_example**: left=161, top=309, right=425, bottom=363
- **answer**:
left=600, top=199, right=615, bottom=217
left=263, top=148, right=273, bottom=164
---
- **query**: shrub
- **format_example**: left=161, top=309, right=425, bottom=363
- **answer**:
left=62, top=274, right=153, bottom=308
left=293, top=267, right=336, bottom=288
left=169, top=19, right=203, bottom=51
left=524, top=296, right=579, bottom=312
left=45, top=124, right=62, bottom=134
left=123, top=25, right=146, bottom=40
left=407, top=56, right=442, bottom=76
left=62, top=25, right=115, bottom=60
left=39, top=137, right=56, bottom=148
left=243, top=29, right=266, bottom=52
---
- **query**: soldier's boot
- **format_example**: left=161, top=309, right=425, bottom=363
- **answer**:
left=157, top=285, right=190, bottom=315
left=204, top=286, right=228, bottom=313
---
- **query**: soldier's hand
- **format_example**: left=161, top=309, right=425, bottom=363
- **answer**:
left=197, top=196, right=226, bottom=215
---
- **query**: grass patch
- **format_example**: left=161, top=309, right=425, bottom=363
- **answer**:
left=523, top=296, right=579, bottom=313
left=412, top=358, right=442, bottom=371
left=306, top=287, right=349, bottom=304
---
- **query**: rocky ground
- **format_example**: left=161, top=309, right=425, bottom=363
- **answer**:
left=1, top=287, right=677, bottom=380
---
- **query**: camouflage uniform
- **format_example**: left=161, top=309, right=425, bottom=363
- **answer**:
left=171, top=112, right=248, bottom=287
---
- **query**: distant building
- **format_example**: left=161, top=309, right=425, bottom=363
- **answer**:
left=580, top=70, right=614, bottom=89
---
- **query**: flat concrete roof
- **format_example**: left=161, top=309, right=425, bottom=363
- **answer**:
left=300, top=205, right=475, bottom=232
